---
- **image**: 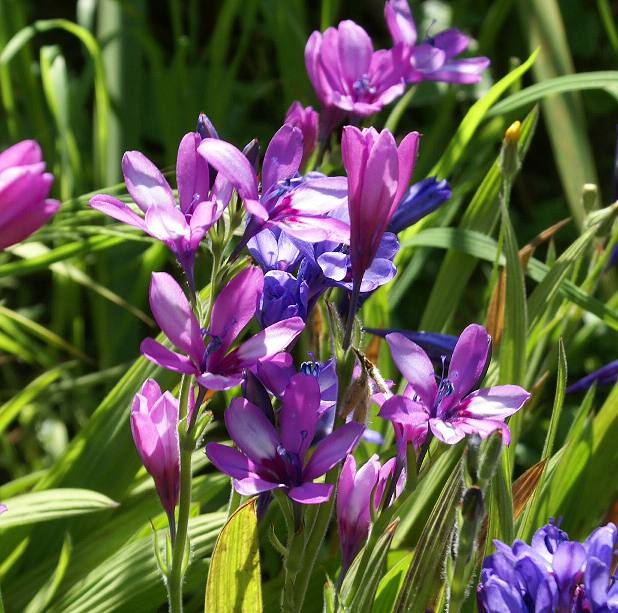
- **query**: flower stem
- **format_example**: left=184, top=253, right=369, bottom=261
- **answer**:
left=167, top=375, right=194, bottom=613
left=342, top=282, right=361, bottom=350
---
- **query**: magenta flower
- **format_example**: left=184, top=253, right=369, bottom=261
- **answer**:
left=304, top=20, right=405, bottom=124
left=90, top=127, right=229, bottom=288
left=0, top=140, right=60, bottom=250
left=385, top=0, right=489, bottom=85
left=140, top=266, right=304, bottom=390
left=343, top=126, right=419, bottom=287
left=285, top=102, right=319, bottom=168
left=206, top=373, right=364, bottom=503
left=198, top=124, right=350, bottom=251
left=131, top=379, right=180, bottom=525
left=337, top=454, right=404, bottom=571
left=379, top=324, right=530, bottom=447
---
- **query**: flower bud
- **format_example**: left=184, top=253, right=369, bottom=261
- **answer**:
left=500, top=121, right=521, bottom=182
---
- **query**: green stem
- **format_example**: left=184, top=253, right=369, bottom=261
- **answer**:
left=167, top=375, right=194, bottom=613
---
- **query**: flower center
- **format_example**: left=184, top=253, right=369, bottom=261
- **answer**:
left=353, top=74, right=376, bottom=98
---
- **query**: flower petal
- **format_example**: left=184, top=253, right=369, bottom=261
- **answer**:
left=140, top=338, right=198, bottom=374
left=384, top=0, right=417, bottom=46
left=122, top=151, right=175, bottom=212
left=385, top=332, right=437, bottom=407
left=205, top=443, right=259, bottom=480
left=149, top=272, right=203, bottom=361
left=224, top=397, right=281, bottom=463
left=89, top=195, right=147, bottom=231
left=176, top=132, right=210, bottom=213
left=459, top=385, right=530, bottom=419
left=288, top=482, right=333, bottom=504
left=262, top=124, right=303, bottom=194
left=280, top=373, right=321, bottom=458
left=303, top=421, right=365, bottom=480
left=234, top=477, right=283, bottom=496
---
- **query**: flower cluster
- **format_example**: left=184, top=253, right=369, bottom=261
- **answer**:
left=478, top=520, right=618, bottom=612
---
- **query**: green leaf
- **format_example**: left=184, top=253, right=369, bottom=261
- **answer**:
left=373, top=553, right=413, bottom=613
left=0, top=489, right=118, bottom=529
left=24, top=533, right=72, bottom=613
left=488, top=71, right=618, bottom=117
left=393, top=460, right=463, bottom=613
left=517, top=339, right=567, bottom=540
left=205, top=500, right=262, bottom=613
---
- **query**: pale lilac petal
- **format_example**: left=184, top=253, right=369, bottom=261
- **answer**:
left=176, top=132, right=210, bottom=213
left=196, top=372, right=243, bottom=391
left=189, top=199, right=218, bottom=232
left=384, top=0, right=417, bottom=46
left=458, top=385, right=530, bottom=419
left=197, top=138, right=259, bottom=201
left=89, top=195, right=147, bottom=231
left=276, top=215, right=350, bottom=244
left=220, top=317, right=305, bottom=371
left=149, top=272, right=203, bottom=361
left=317, top=251, right=348, bottom=281
left=122, top=151, right=175, bottom=212
left=248, top=229, right=279, bottom=269
left=410, top=44, right=446, bottom=73
left=448, top=416, right=511, bottom=445
left=145, top=204, right=189, bottom=243
left=256, top=352, right=296, bottom=397
left=245, top=198, right=270, bottom=221
left=140, top=338, right=198, bottom=374
left=286, top=176, right=348, bottom=213
left=303, top=421, right=365, bottom=480
left=0, top=140, right=42, bottom=171
left=225, top=397, right=281, bottom=463
left=379, top=394, right=428, bottom=426
left=428, top=418, right=466, bottom=444
left=392, top=131, right=421, bottom=210
left=425, top=57, right=490, bottom=84
left=432, top=29, right=470, bottom=57
left=553, top=542, right=586, bottom=589
left=205, top=443, right=259, bottom=480
left=385, top=333, right=437, bottom=407
left=288, top=482, right=333, bottom=504
left=280, top=374, right=321, bottom=458
left=207, top=266, right=263, bottom=362
left=262, top=125, right=303, bottom=193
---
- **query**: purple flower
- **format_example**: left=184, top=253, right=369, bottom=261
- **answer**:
left=247, top=228, right=302, bottom=273
left=387, top=177, right=452, bottom=234
left=478, top=520, right=618, bottom=613
left=285, top=102, right=319, bottom=167
left=337, top=454, right=404, bottom=571
left=140, top=266, right=305, bottom=390
left=304, top=20, right=405, bottom=127
left=0, top=504, right=6, bottom=515
left=385, top=0, right=490, bottom=85
left=257, top=270, right=308, bottom=328
left=206, top=373, right=364, bottom=503
left=379, top=324, right=530, bottom=448
left=566, top=359, right=618, bottom=394
left=0, top=140, right=60, bottom=250
left=197, top=124, right=350, bottom=251
left=131, top=380, right=180, bottom=522
left=90, top=126, right=229, bottom=288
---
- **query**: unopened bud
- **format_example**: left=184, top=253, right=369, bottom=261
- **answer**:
left=582, top=183, right=598, bottom=214
left=478, top=430, right=503, bottom=490
left=461, top=486, right=484, bottom=525
left=500, top=121, right=522, bottom=181
left=465, top=434, right=481, bottom=485
left=196, top=113, right=219, bottom=140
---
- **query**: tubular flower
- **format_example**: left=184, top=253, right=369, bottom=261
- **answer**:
left=478, top=520, right=618, bottom=612
left=140, top=266, right=305, bottom=390
left=206, top=373, right=364, bottom=503
left=0, top=140, right=60, bottom=250
left=385, top=0, right=490, bottom=85
left=337, top=454, right=404, bottom=571
left=198, top=124, right=350, bottom=251
left=566, top=359, right=618, bottom=394
left=304, top=20, right=405, bottom=123
left=90, top=118, right=228, bottom=288
left=342, top=125, right=419, bottom=304
left=379, top=324, right=530, bottom=449
left=285, top=101, right=319, bottom=167
left=130, top=380, right=180, bottom=521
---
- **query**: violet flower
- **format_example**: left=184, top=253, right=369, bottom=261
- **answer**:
left=337, top=454, right=404, bottom=571
left=379, top=324, right=530, bottom=448
left=566, top=359, right=618, bottom=394
left=256, top=270, right=309, bottom=328
left=285, top=101, right=319, bottom=168
left=305, top=20, right=405, bottom=126
left=387, top=177, right=452, bottom=234
left=478, top=519, right=618, bottom=612
left=131, top=379, right=180, bottom=528
left=247, top=228, right=302, bottom=273
left=140, top=266, right=304, bottom=390
left=90, top=122, right=228, bottom=288
left=206, top=373, right=364, bottom=503
left=197, top=124, right=350, bottom=252
left=0, top=140, right=60, bottom=250
left=342, top=125, right=419, bottom=343
left=385, top=0, right=490, bottom=85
